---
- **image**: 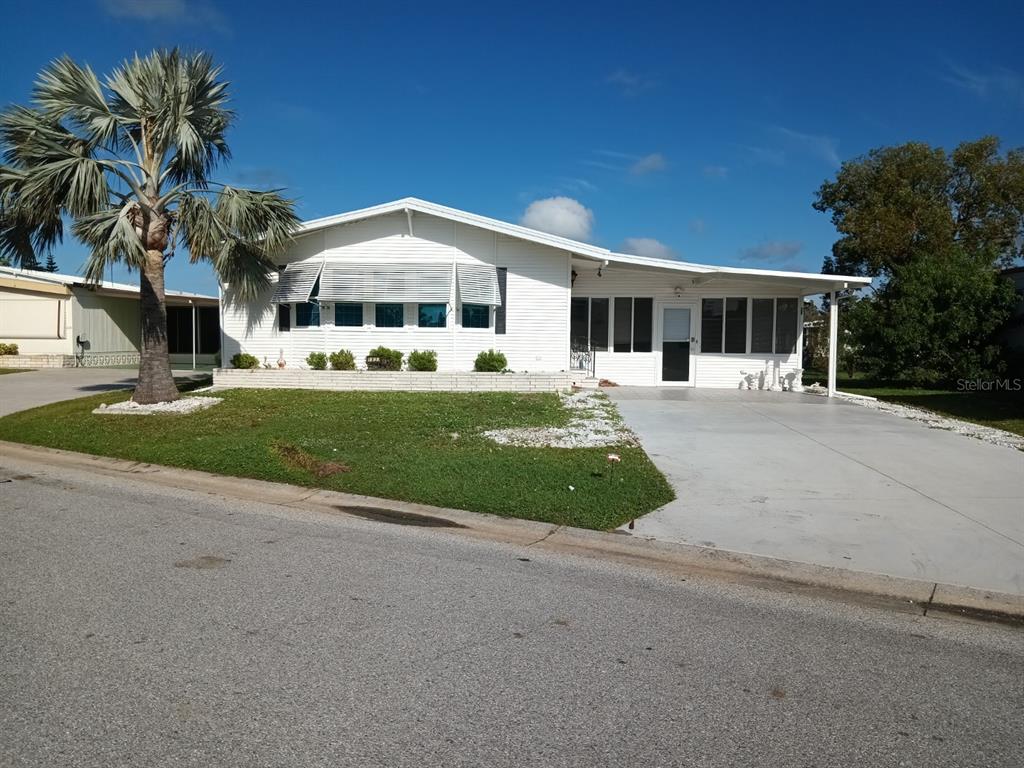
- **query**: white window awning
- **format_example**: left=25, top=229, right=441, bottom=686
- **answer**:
left=271, top=261, right=323, bottom=303
left=318, top=263, right=452, bottom=303
left=457, top=263, right=501, bottom=306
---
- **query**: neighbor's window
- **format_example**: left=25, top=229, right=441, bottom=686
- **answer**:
left=632, top=298, right=653, bottom=352
left=462, top=303, right=489, bottom=329
left=610, top=297, right=653, bottom=353
left=570, top=297, right=589, bottom=347
left=589, top=298, right=609, bottom=351
left=278, top=304, right=291, bottom=332
left=750, top=298, right=774, bottom=354
left=296, top=301, right=320, bottom=327
left=418, top=303, right=446, bottom=328
left=775, top=298, right=799, bottom=354
left=701, top=299, right=723, bottom=353
left=724, top=298, right=747, bottom=353
left=375, top=303, right=404, bottom=328
left=613, top=298, right=632, bottom=353
left=334, top=302, right=362, bottom=327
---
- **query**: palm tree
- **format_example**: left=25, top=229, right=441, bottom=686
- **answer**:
left=0, top=50, right=298, bottom=403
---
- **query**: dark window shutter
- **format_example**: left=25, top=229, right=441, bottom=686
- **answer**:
left=278, top=304, right=291, bottom=332
left=494, top=267, right=507, bottom=335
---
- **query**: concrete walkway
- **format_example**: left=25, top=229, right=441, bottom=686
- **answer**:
left=607, top=387, right=1024, bottom=596
left=0, top=368, right=211, bottom=416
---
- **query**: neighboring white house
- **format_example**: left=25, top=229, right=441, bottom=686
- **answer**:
left=0, top=266, right=219, bottom=367
left=221, top=198, right=869, bottom=390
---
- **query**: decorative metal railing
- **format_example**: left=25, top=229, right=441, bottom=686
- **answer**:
left=569, top=342, right=595, bottom=377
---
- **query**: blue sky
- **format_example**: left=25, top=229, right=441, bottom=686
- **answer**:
left=2, top=0, right=1022, bottom=295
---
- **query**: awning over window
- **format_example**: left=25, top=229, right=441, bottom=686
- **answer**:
left=456, top=263, right=501, bottom=306
left=318, top=263, right=452, bottom=303
left=271, top=261, right=323, bottom=303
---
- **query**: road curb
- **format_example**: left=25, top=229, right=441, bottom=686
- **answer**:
left=2, top=440, right=1021, bottom=620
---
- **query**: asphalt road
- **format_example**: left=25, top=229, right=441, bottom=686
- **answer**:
left=1, top=456, right=1022, bottom=767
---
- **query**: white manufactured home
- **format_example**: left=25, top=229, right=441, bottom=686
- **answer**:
left=221, top=198, right=869, bottom=391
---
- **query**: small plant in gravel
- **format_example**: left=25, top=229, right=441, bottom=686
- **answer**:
left=366, top=346, right=403, bottom=370
left=474, top=349, right=507, bottom=372
left=329, top=349, right=356, bottom=370
left=0, top=343, right=19, bottom=355
left=230, top=353, right=259, bottom=369
left=408, top=350, right=438, bottom=371
left=306, top=352, right=328, bottom=370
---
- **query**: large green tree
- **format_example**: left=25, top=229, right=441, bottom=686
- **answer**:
left=0, top=50, right=299, bottom=402
left=814, top=137, right=1023, bottom=384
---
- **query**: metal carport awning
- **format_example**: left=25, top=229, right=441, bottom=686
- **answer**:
left=456, top=263, right=501, bottom=305
left=271, top=261, right=323, bottom=303
left=317, top=263, right=452, bottom=303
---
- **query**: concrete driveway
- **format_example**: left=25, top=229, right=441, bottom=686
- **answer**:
left=607, top=388, right=1024, bottom=596
left=0, top=368, right=210, bottom=416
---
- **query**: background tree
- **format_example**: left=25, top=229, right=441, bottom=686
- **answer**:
left=0, top=50, right=298, bottom=402
left=814, top=137, right=1022, bottom=385
left=43, top=252, right=58, bottom=273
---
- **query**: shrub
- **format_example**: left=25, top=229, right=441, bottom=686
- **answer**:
left=366, top=346, right=403, bottom=371
left=329, top=349, right=356, bottom=370
left=474, top=349, right=507, bottom=372
left=306, top=351, right=328, bottom=370
left=230, top=352, right=259, bottom=369
left=408, top=349, right=438, bottom=371
left=0, top=342, right=19, bottom=356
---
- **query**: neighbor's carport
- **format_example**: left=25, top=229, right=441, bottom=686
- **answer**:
left=608, top=387, right=1024, bottom=595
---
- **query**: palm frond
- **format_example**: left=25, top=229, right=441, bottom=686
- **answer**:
left=32, top=56, right=119, bottom=148
left=72, top=203, right=147, bottom=282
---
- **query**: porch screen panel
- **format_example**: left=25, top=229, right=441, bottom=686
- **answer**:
left=457, top=263, right=501, bottom=305
left=632, top=298, right=653, bottom=352
left=750, top=298, right=774, bottom=354
left=775, top=298, right=799, bottom=354
left=590, top=298, right=609, bottom=351
left=724, top=297, right=748, bottom=353
left=271, top=261, right=323, bottom=303
left=494, top=268, right=507, bottom=335
left=613, top=297, right=632, bottom=352
left=199, top=306, right=220, bottom=353
left=701, top=299, right=723, bottom=353
left=570, top=298, right=589, bottom=347
left=318, top=263, right=451, bottom=303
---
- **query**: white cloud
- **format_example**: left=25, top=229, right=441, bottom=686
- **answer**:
left=943, top=63, right=1024, bottom=105
left=702, top=165, right=728, bottom=179
left=101, top=0, right=229, bottom=31
left=774, top=127, right=841, bottom=168
left=520, top=197, right=595, bottom=241
left=620, top=237, right=677, bottom=260
left=742, top=144, right=786, bottom=166
left=630, top=153, right=667, bottom=175
left=740, top=240, right=803, bottom=262
left=606, top=69, right=656, bottom=94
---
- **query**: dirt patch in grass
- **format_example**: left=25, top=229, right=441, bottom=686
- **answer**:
left=273, top=440, right=351, bottom=477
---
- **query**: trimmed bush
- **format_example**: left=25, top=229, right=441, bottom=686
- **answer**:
left=408, top=349, right=438, bottom=372
left=306, top=351, right=328, bottom=370
left=230, top=352, right=259, bottom=369
left=366, top=346, right=403, bottom=371
left=474, top=349, right=507, bottom=372
left=329, top=349, right=356, bottom=370
left=0, top=342, right=19, bottom=355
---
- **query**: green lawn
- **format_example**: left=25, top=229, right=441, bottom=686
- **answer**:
left=803, top=370, right=1024, bottom=437
left=0, top=388, right=674, bottom=530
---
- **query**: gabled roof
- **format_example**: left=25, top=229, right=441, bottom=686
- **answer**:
left=296, top=197, right=872, bottom=291
left=0, top=266, right=217, bottom=303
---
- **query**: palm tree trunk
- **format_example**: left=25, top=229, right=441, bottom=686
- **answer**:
left=134, top=250, right=179, bottom=404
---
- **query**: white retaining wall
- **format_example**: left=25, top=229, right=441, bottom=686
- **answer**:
left=214, top=368, right=574, bottom=392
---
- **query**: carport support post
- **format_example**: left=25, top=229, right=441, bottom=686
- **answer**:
left=827, top=290, right=838, bottom=397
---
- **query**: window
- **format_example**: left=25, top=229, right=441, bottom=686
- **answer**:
left=589, top=298, right=609, bottom=351
left=613, top=298, right=632, bottom=353
left=775, top=298, right=799, bottom=354
left=570, top=297, right=589, bottom=347
left=751, top=299, right=774, bottom=354
left=633, top=298, right=653, bottom=352
left=278, top=304, right=290, bottom=332
left=418, top=303, right=446, bottom=328
left=375, top=303, right=404, bottom=328
left=724, top=298, right=747, bottom=353
left=296, top=302, right=320, bottom=327
left=199, top=307, right=220, bottom=353
left=166, top=306, right=192, bottom=354
left=494, top=267, right=507, bottom=335
left=462, top=304, right=489, bottom=329
left=701, top=299, right=723, bottom=353
left=334, top=302, right=362, bottom=327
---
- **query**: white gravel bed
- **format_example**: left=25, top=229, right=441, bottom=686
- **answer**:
left=93, top=396, right=223, bottom=416
left=483, top=390, right=634, bottom=448
left=836, top=393, right=1024, bottom=451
